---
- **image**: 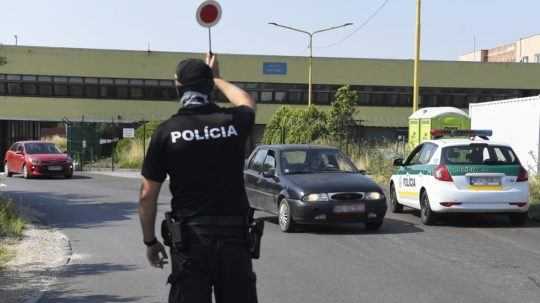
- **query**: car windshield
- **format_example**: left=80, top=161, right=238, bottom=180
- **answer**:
left=280, top=149, right=357, bottom=174
left=442, top=144, right=519, bottom=165
left=25, top=143, right=62, bottom=154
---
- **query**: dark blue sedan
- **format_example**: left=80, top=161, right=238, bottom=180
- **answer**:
left=244, top=144, right=387, bottom=232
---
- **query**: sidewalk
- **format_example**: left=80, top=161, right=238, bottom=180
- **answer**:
left=0, top=199, right=71, bottom=303
left=85, top=169, right=141, bottom=179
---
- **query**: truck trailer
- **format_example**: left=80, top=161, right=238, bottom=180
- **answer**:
left=469, top=96, right=540, bottom=175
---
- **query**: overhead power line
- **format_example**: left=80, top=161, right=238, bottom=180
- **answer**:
left=315, top=0, right=391, bottom=49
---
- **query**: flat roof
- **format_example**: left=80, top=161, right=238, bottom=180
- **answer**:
left=2, top=45, right=540, bottom=90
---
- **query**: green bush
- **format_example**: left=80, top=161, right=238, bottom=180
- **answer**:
left=263, top=106, right=328, bottom=144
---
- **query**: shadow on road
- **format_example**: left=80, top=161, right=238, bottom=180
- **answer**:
left=3, top=190, right=138, bottom=229
left=257, top=216, right=424, bottom=235
left=397, top=208, right=540, bottom=229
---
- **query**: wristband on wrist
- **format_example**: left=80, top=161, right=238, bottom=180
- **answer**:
left=144, top=237, right=158, bottom=247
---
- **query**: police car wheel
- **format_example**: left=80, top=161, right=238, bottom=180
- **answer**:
left=420, top=192, right=437, bottom=225
left=390, top=183, right=403, bottom=213
left=509, top=213, right=528, bottom=226
left=278, top=199, right=295, bottom=233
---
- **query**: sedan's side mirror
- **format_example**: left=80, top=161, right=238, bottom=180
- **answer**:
left=393, top=158, right=404, bottom=167
left=262, top=169, right=276, bottom=178
left=357, top=169, right=367, bottom=175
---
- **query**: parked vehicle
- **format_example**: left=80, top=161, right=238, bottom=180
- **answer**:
left=389, top=130, right=529, bottom=226
left=4, top=141, right=74, bottom=179
left=244, top=144, right=387, bottom=232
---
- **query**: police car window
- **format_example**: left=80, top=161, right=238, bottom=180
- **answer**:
left=442, top=145, right=518, bottom=165
left=405, top=145, right=424, bottom=165
left=262, top=152, right=276, bottom=172
left=418, top=144, right=436, bottom=164
left=249, top=149, right=267, bottom=172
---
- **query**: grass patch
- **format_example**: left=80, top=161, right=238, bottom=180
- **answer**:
left=115, top=139, right=146, bottom=169
left=0, top=197, right=25, bottom=267
left=0, top=198, right=25, bottom=238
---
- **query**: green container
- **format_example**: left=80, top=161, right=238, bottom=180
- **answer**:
left=408, top=107, right=470, bottom=147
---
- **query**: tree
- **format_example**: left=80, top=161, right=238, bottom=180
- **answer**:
left=263, top=106, right=328, bottom=144
left=327, top=85, right=359, bottom=142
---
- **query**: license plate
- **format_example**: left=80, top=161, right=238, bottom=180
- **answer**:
left=470, top=176, right=501, bottom=186
left=48, top=166, right=63, bottom=171
left=333, top=204, right=365, bottom=214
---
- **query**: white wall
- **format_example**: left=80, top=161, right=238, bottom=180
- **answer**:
left=470, top=96, right=540, bottom=174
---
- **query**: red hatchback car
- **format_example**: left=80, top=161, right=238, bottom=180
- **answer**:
left=4, top=141, right=74, bottom=179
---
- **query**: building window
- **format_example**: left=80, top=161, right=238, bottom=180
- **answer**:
left=314, top=92, right=330, bottom=105
left=275, top=91, right=287, bottom=102
left=7, top=75, right=21, bottom=81
left=288, top=91, right=304, bottom=104
left=521, top=56, right=529, bottom=63
left=0, top=82, right=6, bottom=95
left=22, top=83, right=38, bottom=95
left=86, top=85, right=99, bottom=98
left=70, top=85, right=84, bottom=97
left=7, top=83, right=22, bottom=95
left=535, top=54, right=540, bottom=63
left=54, top=84, right=68, bottom=96
left=130, top=87, right=144, bottom=99
left=117, top=86, right=129, bottom=99
left=260, top=91, right=273, bottom=102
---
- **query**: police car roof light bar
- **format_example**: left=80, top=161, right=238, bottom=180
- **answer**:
left=431, top=129, right=493, bottom=140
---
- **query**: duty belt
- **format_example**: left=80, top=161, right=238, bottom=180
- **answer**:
left=183, top=216, right=248, bottom=227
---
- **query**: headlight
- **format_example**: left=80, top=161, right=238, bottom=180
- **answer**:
left=365, top=192, right=384, bottom=200
left=302, top=193, right=329, bottom=202
left=30, top=158, right=41, bottom=165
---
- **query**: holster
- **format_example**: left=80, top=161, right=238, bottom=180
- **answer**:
left=161, top=212, right=187, bottom=252
left=247, top=208, right=265, bottom=259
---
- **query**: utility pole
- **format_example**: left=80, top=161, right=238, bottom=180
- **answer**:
left=13, top=35, right=18, bottom=46
left=412, top=0, right=422, bottom=113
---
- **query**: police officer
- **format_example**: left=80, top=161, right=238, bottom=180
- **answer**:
left=138, top=53, right=258, bottom=303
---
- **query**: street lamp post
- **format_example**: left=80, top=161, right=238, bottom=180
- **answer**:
left=269, top=22, right=353, bottom=106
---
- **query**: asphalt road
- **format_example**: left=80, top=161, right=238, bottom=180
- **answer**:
left=2, top=173, right=540, bottom=303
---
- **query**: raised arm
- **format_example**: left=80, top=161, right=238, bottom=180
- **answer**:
left=206, top=53, right=256, bottom=110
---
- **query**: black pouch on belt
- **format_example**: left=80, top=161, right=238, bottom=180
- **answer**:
left=163, top=212, right=187, bottom=252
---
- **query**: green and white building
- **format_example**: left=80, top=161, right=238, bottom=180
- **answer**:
left=1, top=44, right=540, bottom=156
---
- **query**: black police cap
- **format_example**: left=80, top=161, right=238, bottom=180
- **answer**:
left=175, top=59, right=214, bottom=95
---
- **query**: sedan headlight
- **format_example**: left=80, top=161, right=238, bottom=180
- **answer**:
left=365, top=192, right=384, bottom=200
left=30, top=158, right=41, bottom=165
left=302, top=193, right=329, bottom=202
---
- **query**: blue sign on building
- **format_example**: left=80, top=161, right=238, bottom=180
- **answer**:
left=263, top=62, right=287, bottom=75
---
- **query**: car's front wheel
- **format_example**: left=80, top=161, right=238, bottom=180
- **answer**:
left=420, top=191, right=437, bottom=225
left=23, top=165, right=32, bottom=179
left=278, top=199, right=295, bottom=233
left=4, top=163, right=13, bottom=177
left=390, top=183, right=403, bottom=213
left=509, top=212, right=528, bottom=226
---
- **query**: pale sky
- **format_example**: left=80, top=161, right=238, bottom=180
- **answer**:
left=2, top=0, right=539, bottom=60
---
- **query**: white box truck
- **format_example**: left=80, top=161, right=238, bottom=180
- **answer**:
left=469, top=96, right=540, bottom=175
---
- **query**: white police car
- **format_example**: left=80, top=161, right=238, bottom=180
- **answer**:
left=389, top=130, right=529, bottom=226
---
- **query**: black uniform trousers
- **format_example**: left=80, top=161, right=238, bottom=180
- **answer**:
left=168, top=228, right=258, bottom=303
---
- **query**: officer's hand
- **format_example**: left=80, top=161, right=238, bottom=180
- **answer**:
left=146, top=241, right=168, bottom=269
left=206, top=52, right=220, bottom=78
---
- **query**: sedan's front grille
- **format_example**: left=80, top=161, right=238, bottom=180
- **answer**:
left=330, top=192, right=365, bottom=201
left=41, top=160, right=65, bottom=165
